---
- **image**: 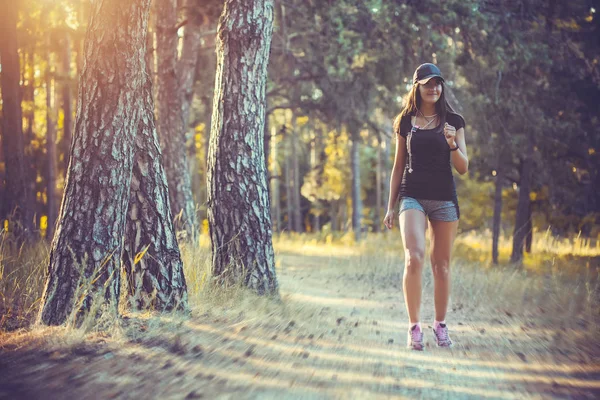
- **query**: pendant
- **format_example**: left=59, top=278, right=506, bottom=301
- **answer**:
left=408, top=168, right=413, bottom=173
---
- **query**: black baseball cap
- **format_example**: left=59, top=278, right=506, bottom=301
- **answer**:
left=413, top=63, right=445, bottom=85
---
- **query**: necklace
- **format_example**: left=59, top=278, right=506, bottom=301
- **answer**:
left=418, top=109, right=438, bottom=119
left=417, top=109, right=437, bottom=129
left=407, top=111, right=438, bottom=173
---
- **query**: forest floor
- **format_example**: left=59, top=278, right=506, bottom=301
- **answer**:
left=1, top=237, right=599, bottom=399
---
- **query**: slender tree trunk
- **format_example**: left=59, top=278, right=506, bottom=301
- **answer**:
left=492, top=162, right=505, bottom=265
left=122, top=52, right=188, bottom=311
left=178, top=0, right=204, bottom=211
left=291, top=114, right=303, bottom=232
left=24, top=46, right=35, bottom=164
left=39, top=0, right=152, bottom=326
left=331, top=201, right=338, bottom=232
left=156, top=0, right=197, bottom=239
left=270, top=122, right=281, bottom=233
left=374, top=134, right=383, bottom=233
left=284, top=128, right=293, bottom=231
left=45, top=41, right=58, bottom=239
left=350, top=125, right=362, bottom=241
left=382, top=128, right=391, bottom=232
left=511, top=138, right=534, bottom=264
left=525, top=202, right=533, bottom=253
left=207, top=0, right=278, bottom=295
left=0, top=0, right=34, bottom=239
left=178, top=0, right=203, bottom=133
left=60, top=32, right=73, bottom=174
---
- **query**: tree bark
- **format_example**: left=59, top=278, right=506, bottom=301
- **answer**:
left=156, top=0, right=198, bottom=239
left=45, top=40, right=58, bottom=239
left=122, top=56, right=188, bottom=312
left=178, top=0, right=204, bottom=134
left=511, top=138, right=534, bottom=264
left=207, top=0, right=278, bottom=295
left=270, top=122, right=282, bottom=232
left=291, top=114, right=303, bottom=232
left=492, top=162, right=504, bottom=265
left=60, top=31, right=73, bottom=174
left=284, top=127, right=293, bottom=231
left=0, top=0, right=34, bottom=239
left=350, top=125, right=362, bottom=241
left=39, top=0, right=152, bottom=325
left=525, top=202, right=533, bottom=253
left=382, top=129, right=391, bottom=233
left=374, top=134, right=383, bottom=233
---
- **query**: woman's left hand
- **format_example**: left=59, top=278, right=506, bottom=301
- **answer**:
left=444, top=123, right=457, bottom=148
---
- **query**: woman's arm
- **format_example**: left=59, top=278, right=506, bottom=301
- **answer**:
left=450, top=127, right=469, bottom=175
left=386, top=135, right=407, bottom=212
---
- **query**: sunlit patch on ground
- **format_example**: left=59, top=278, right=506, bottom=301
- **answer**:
left=1, top=234, right=599, bottom=398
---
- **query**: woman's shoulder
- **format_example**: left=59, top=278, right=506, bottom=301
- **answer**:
left=446, top=112, right=466, bottom=129
left=396, top=112, right=414, bottom=137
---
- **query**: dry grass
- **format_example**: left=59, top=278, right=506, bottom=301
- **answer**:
left=1, top=230, right=599, bottom=398
left=0, top=228, right=600, bottom=354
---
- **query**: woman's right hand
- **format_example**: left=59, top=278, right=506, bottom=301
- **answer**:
left=383, top=209, right=394, bottom=230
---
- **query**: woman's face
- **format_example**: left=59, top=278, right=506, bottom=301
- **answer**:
left=418, top=78, right=443, bottom=105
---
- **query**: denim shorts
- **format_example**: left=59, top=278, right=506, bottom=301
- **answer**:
left=399, top=197, right=459, bottom=222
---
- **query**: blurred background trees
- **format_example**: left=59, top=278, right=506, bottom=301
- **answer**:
left=0, top=0, right=598, bottom=264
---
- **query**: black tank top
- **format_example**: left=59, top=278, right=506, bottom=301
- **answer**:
left=398, top=112, right=465, bottom=215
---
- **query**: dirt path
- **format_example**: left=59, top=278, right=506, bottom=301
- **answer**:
left=1, top=251, right=599, bottom=399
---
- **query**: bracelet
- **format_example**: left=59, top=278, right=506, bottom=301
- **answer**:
left=450, top=145, right=459, bottom=151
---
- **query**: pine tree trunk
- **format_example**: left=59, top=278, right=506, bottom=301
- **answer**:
left=382, top=129, right=391, bottom=232
left=525, top=202, right=533, bottom=253
left=284, top=129, right=293, bottom=231
left=156, top=0, right=197, bottom=239
left=291, top=115, right=303, bottom=232
left=178, top=0, right=203, bottom=133
left=207, top=0, right=278, bottom=295
left=511, top=139, right=534, bottom=264
left=374, top=134, right=383, bottom=233
left=492, top=162, right=504, bottom=265
left=350, top=125, right=362, bottom=241
left=270, top=123, right=281, bottom=232
left=178, top=0, right=204, bottom=208
left=39, top=0, right=152, bottom=326
left=60, top=32, right=73, bottom=174
left=0, top=1, right=34, bottom=240
left=122, top=57, right=188, bottom=312
left=45, top=41, right=58, bottom=239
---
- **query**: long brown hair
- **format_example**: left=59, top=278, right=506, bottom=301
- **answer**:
left=393, top=81, right=458, bottom=136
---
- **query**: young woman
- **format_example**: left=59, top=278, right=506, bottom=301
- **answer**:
left=383, top=63, right=469, bottom=351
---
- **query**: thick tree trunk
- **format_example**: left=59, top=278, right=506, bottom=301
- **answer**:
left=350, top=125, right=362, bottom=241
left=45, top=42, right=58, bottom=239
left=39, top=0, right=152, bottom=325
left=511, top=139, right=534, bottom=264
left=156, top=0, right=197, bottom=239
left=207, top=0, right=278, bottom=295
left=492, top=162, right=504, bottom=265
left=0, top=1, right=34, bottom=239
left=122, top=57, right=188, bottom=312
left=60, top=32, right=73, bottom=174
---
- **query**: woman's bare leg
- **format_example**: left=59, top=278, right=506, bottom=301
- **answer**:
left=429, top=219, right=458, bottom=321
left=399, top=210, right=428, bottom=324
